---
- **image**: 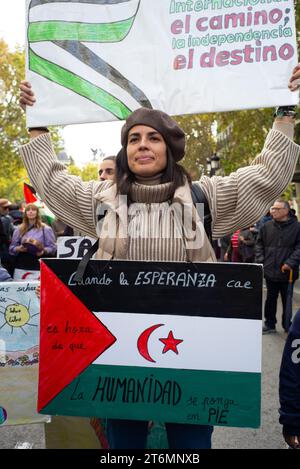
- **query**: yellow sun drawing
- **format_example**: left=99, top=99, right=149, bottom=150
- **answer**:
left=0, top=298, right=38, bottom=335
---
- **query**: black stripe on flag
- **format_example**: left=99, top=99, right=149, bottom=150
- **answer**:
left=42, top=259, right=263, bottom=320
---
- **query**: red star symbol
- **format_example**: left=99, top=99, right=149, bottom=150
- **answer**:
left=159, top=330, right=183, bottom=355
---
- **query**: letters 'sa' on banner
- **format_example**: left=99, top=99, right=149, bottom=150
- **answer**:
left=0, top=282, right=48, bottom=426
left=39, top=259, right=262, bottom=428
left=57, top=236, right=97, bottom=259
left=26, top=0, right=298, bottom=127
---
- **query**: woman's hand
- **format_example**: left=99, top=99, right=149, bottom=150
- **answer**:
left=19, top=81, right=49, bottom=137
left=27, top=238, right=44, bottom=251
left=16, top=245, right=27, bottom=253
left=288, top=64, right=300, bottom=91
left=284, top=434, right=300, bottom=449
left=29, top=238, right=45, bottom=256
left=19, top=80, right=36, bottom=111
left=31, top=239, right=45, bottom=256
left=22, top=238, right=44, bottom=256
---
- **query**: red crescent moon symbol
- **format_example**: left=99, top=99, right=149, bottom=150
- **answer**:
left=137, top=324, right=164, bottom=363
left=22, top=272, right=40, bottom=280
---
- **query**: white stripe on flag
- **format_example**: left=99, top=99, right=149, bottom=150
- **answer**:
left=30, top=41, right=142, bottom=110
left=29, top=0, right=140, bottom=24
left=94, top=312, right=262, bottom=373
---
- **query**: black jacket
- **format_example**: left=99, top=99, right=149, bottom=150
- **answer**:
left=279, top=309, right=300, bottom=436
left=255, top=215, right=300, bottom=281
left=0, top=217, right=10, bottom=253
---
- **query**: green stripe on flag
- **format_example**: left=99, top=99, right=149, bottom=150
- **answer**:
left=41, top=364, right=261, bottom=428
left=29, top=49, right=132, bottom=120
left=28, top=18, right=134, bottom=42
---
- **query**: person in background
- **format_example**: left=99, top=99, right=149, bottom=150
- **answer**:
left=238, top=226, right=257, bottom=263
left=0, top=199, right=15, bottom=274
left=224, top=229, right=241, bottom=262
left=255, top=200, right=300, bottom=334
left=224, top=227, right=257, bottom=263
left=288, top=200, right=298, bottom=219
left=211, top=239, right=221, bottom=260
left=219, top=234, right=231, bottom=262
left=51, top=218, right=68, bottom=238
left=0, top=199, right=13, bottom=223
left=98, top=156, right=116, bottom=181
left=18, top=65, right=300, bottom=449
left=9, top=204, right=56, bottom=279
left=279, top=308, right=300, bottom=449
left=255, top=211, right=272, bottom=233
left=0, top=262, right=12, bottom=282
left=8, top=203, right=24, bottom=226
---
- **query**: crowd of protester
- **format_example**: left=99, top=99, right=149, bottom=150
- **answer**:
left=0, top=155, right=119, bottom=279
left=1, top=170, right=300, bottom=448
left=0, top=192, right=299, bottom=276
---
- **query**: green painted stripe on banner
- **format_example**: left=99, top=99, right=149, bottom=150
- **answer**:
left=41, top=365, right=261, bottom=428
left=28, top=18, right=134, bottom=42
left=29, top=49, right=132, bottom=120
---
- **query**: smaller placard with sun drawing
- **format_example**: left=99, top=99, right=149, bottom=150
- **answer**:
left=0, top=281, right=49, bottom=425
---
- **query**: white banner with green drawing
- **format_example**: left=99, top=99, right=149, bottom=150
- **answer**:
left=26, top=0, right=298, bottom=126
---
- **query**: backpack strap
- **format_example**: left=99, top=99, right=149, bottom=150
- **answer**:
left=73, top=207, right=109, bottom=282
left=191, top=183, right=212, bottom=241
left=73, top=239, right=99, bottom=283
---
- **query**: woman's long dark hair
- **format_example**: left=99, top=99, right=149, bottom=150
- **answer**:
left=115, top=147, right=191, bottom=200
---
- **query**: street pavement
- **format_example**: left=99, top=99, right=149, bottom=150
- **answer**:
left=1, top=289, right=299, bottom=450
left=214, top=283, right=300, bottom=449
left=214, top=327, right=288, bottom=449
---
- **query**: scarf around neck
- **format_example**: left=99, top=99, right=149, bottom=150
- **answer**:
left=93, top=179, right=216, bottom=263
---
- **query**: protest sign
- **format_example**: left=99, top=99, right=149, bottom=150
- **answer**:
left=26, top=0, right=298, bottom=126
left=13, top=269, right=41, bottom=281
left=0, top=281, right=48, bottom=425
left=38, top=259, right=262, bottom=428
left=57, top=236, right=97, bottom=259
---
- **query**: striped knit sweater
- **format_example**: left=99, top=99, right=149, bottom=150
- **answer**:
left=20, top=123, right=300, bottom=262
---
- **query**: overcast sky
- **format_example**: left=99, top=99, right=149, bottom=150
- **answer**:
left=0, top=0, right=123, bottom=166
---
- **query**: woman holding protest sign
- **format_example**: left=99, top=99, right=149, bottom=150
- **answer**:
left=18, top=65, right=300, bottom=448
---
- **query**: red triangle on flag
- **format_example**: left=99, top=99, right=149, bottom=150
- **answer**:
left=23, top=183, right=38, bottom=204
left=38, top=262, right=116, bottom=411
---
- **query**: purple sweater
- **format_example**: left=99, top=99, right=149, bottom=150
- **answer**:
left=9, top=225, right=57, bottom=256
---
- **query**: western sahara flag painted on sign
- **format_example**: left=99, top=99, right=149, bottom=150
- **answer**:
left=38, top=259, right=262, bottom=428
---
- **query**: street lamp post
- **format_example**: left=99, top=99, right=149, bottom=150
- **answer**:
left=206, top=157, right=212, bottom=176
left=206, top=153, right=220, bottom=177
